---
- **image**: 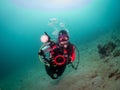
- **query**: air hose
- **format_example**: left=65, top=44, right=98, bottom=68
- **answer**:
left=70, top=45, right=80, bottom=70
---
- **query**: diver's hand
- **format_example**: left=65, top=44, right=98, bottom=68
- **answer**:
left=45, top=63, right=50, bottom=67
left=38, top=50, right=44, bottom=56
left=44, top=60, right=50, bottom=67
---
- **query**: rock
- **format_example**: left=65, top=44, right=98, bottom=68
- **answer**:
left=108, top=69, right=119, bottom=78
left=115, top=73, right=120, bottom=80
left=97, top=44, right=108, bottom=58
left=113, top=49, right=120, bottom=57
left=108, top=69, right=120, bottom=80
left=97, top=41, right=116, bottom=58
left=90, top=76, right=104, bottom=88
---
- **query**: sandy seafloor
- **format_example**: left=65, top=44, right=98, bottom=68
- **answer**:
left=0, top=30, right=120, bottom=90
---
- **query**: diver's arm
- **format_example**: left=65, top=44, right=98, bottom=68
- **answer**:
left=38, top=50, right=50, bottom=66
left=66, top=45, right=76, bottom=64
left=71, top=46, right=76, bottom=62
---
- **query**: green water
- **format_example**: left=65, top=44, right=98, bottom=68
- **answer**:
left=0, top=0, right=120, bottom=81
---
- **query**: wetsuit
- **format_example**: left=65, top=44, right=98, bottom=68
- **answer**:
left=45, top=42, right=75, bottom=79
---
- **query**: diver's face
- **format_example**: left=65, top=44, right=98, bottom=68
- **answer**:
left=59, top=36, right=68, bottom=48
left=59, top=36, right=68, bottom=41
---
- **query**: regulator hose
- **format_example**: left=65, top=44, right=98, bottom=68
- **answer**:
left=71, top=45, right=80, bottom=70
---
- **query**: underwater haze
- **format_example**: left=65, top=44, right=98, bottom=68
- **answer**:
left=0, top=0, right=120, bottom=90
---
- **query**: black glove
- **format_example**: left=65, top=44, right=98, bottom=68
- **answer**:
left=38, top=50, right=44, bottom=56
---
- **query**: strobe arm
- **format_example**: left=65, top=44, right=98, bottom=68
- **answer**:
left=44, top=32, right=51, bottom=42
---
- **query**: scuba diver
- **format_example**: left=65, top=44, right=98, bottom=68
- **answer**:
left=38, top=30, right=80, bottom=79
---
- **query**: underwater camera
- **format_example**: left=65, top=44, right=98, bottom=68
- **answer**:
left=39, top=32, right=67, bottom=66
